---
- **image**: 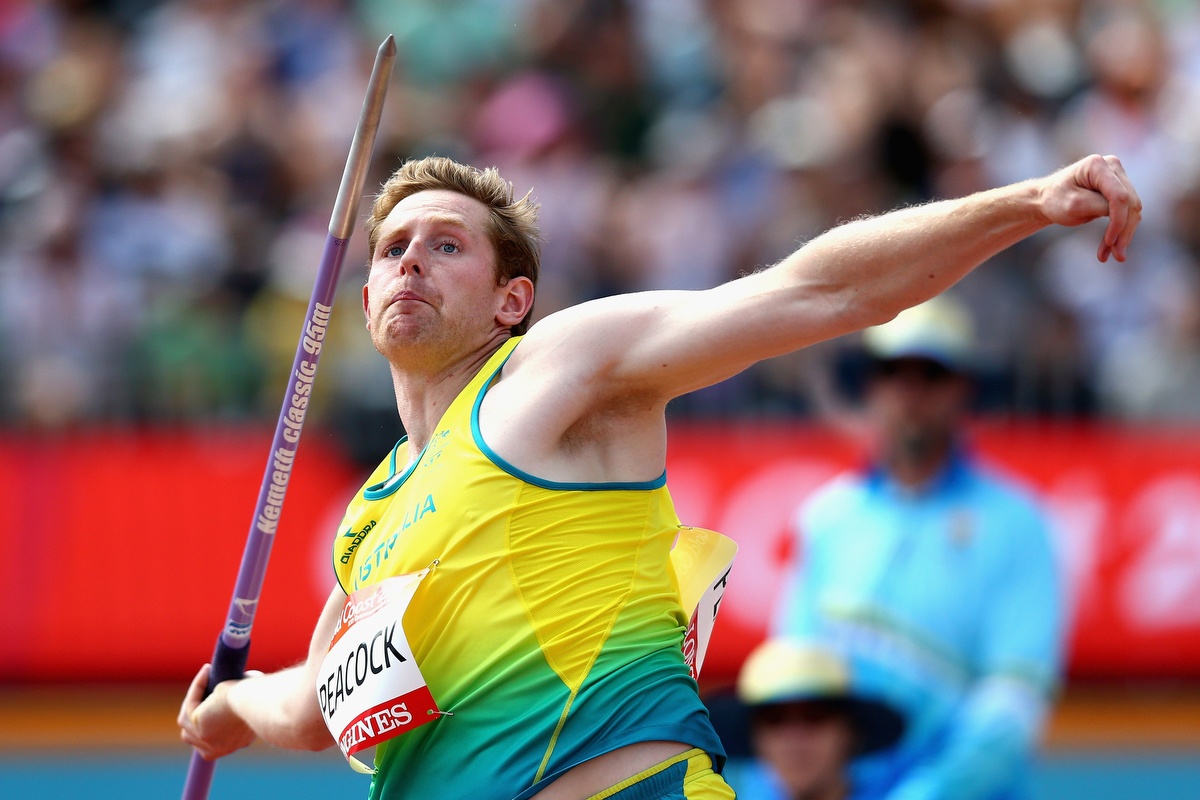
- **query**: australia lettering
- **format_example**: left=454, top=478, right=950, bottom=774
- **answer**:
left=357, top=532, right=398, bottom=584
left=318, top=621, right=406, bottom=720
left=402, top=494, right=437, bottom=530
left=357, top=494, right=436, bottom=583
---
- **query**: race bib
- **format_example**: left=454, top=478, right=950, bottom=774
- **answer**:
left=317, top=567, right=440, bottom=773
left=670, top=527, right=737, bottom=681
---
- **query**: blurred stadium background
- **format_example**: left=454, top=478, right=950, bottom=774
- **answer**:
left=1, top=0, right=1199, bottom=797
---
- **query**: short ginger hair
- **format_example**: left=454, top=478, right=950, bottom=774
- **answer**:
left=366, top=156, right=541, bottom=335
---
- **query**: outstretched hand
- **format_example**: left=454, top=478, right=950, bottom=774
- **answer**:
left=178, top=662, right=260, bottom=760
left=1038, top=154, right=1142, bottom=262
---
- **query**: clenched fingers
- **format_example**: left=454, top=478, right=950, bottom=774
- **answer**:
left=1088, top=154, right=1141, bottom=262
left=179, top=663, right=211, bottom=731
left=179, top=663, right=213, bottom=756
left=1105, top=156, right=1142, bottom=261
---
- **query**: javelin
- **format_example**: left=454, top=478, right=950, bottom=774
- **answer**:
left=181, top=34, right=396, bottom=800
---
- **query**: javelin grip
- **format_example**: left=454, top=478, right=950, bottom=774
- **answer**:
left=179, top=638, right=250, bottom=800
left=205, top=638, right=252, bottom=698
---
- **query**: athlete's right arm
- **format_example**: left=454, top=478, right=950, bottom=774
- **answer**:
left=178, top=586, right=344, bottom=759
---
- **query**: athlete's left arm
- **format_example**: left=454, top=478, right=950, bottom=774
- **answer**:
left=525, top=155, right=1139, bottom=402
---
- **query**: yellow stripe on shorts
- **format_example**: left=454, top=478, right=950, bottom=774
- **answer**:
left=584, top=748, right=736, bottom=800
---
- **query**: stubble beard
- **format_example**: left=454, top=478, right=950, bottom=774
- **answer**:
left=372, top=302, right=484, bottom=374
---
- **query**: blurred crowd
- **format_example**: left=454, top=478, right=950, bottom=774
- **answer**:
left=3, top=0, right=1200, bottom=455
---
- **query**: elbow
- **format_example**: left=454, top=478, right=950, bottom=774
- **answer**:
left=859, top=305, right=902, bottom=330
left=280, top=692, right=334, bottom=751
left=300, top=727, right=335, bottom=752
left=824, top=287, right=903, bottom=335
left=289, top=712, right=334, bottom=752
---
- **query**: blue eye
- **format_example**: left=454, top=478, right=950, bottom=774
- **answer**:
left=387, top=245, right=404, bottom=257
left=439, top=242, right=458, bottom=254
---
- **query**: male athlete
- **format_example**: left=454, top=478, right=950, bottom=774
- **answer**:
left=180, top=154, right=1140, bottom=800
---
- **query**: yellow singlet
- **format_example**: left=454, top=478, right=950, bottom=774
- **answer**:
left=332, top=336, right=725, bottom=800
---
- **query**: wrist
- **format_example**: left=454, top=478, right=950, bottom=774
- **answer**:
left=1015, top=178, right=1052, bottom=227
left=215, top=676, right=245, bottom=719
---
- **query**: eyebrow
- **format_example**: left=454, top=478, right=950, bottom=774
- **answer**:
left=376, top=213, right=474, bottom=251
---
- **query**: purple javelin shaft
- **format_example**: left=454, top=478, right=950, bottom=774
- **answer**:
left=182, top=35, right=395, bottom=800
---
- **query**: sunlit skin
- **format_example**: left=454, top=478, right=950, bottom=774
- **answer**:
left=362, top=190, right=534, bottom=436
left=363, top=190, right=531, bottom=371
left=866, top=359, right=970, bottom=488
left=180, top=155, right=1140, bottom=799
left=753, top=703, right=855, bottom=800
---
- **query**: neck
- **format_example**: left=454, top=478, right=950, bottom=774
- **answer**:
left=388, top=332, right=510, bottom=462
left=881, top=433, right=954, bottom=490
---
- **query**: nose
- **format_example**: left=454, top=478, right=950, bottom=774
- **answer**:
left=398, top=241, right=423, bottom=276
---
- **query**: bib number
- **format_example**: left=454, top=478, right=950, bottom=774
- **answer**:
left=317, top=568, right=440, bottom=772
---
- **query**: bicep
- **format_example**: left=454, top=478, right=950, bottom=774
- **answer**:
left=289, top=586, right=346, bottom=743
left=527, top=262, right=862, bottom=403
left=306, top=586, right=347, bottom=673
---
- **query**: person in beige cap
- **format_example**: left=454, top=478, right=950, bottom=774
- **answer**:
left=723, top=638, right=904, bottom=800
left=772, top=296, right=1063, bottom=800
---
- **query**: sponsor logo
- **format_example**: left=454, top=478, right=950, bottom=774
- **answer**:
left=338, top=700, right=415, bottom=755
left=421, top=430, right=450, bottom=468
left=340, top=520, right=377, bottom=564
left=255, top=446, right=297, bottom=535
left=271, top=302, right=330, bottom=475
left=225, top=619, right=253, bottom=642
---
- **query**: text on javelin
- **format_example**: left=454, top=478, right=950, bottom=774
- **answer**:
left=256, top=301, right=331, bottom=535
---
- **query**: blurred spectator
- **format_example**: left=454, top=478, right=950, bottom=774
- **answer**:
left=722, top=638, right=905, bottom=800
left=0, top=0, right=1198, bottom=429
left=773, top=297, right=1064, bottom=800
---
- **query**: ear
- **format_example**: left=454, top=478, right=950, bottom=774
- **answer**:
left=495, top=276, right=535, bottom=330
left=362, top=283, right=372, bottom=330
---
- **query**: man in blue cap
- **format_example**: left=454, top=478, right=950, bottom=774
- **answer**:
left=772, top=296, right=1064, bottom=800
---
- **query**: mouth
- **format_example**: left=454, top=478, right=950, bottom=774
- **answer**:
left=388, top=289, right=431, bottom=308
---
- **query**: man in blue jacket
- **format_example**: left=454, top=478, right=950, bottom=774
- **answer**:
left=773, top=296, right=1064, bottom=800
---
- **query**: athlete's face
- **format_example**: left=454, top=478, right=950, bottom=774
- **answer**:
left=363, top=190, right=532, bottom=365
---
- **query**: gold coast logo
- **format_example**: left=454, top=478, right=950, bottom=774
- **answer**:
left=421, top=430, right=450, bottom=468
left=340, top=520, right=378, bottom=564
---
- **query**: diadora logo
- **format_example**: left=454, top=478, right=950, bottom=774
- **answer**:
left=422, top=430, right=450, bottom=468
left=339, top=520, right=378, bottom=565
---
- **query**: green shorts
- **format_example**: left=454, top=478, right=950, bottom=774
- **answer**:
left=585, top=749, right=736, bottom=800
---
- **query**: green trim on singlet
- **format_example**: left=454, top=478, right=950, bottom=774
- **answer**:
left=470, top=348, right=667, bottom=492
left=363, top=436, right=429, bottom=500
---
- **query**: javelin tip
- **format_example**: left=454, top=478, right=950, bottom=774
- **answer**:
left=327, top=33, right=397, bottom=239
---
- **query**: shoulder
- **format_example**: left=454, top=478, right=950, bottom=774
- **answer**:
left=793, top=471, right=871, bottom=535
left=496, top=302, right=610, bottom=388
left=963, top=462, right=1055, bottom=553
left=506, top=289, right=692, bottom=378
left=967, top=463, right=1048, bottom=526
